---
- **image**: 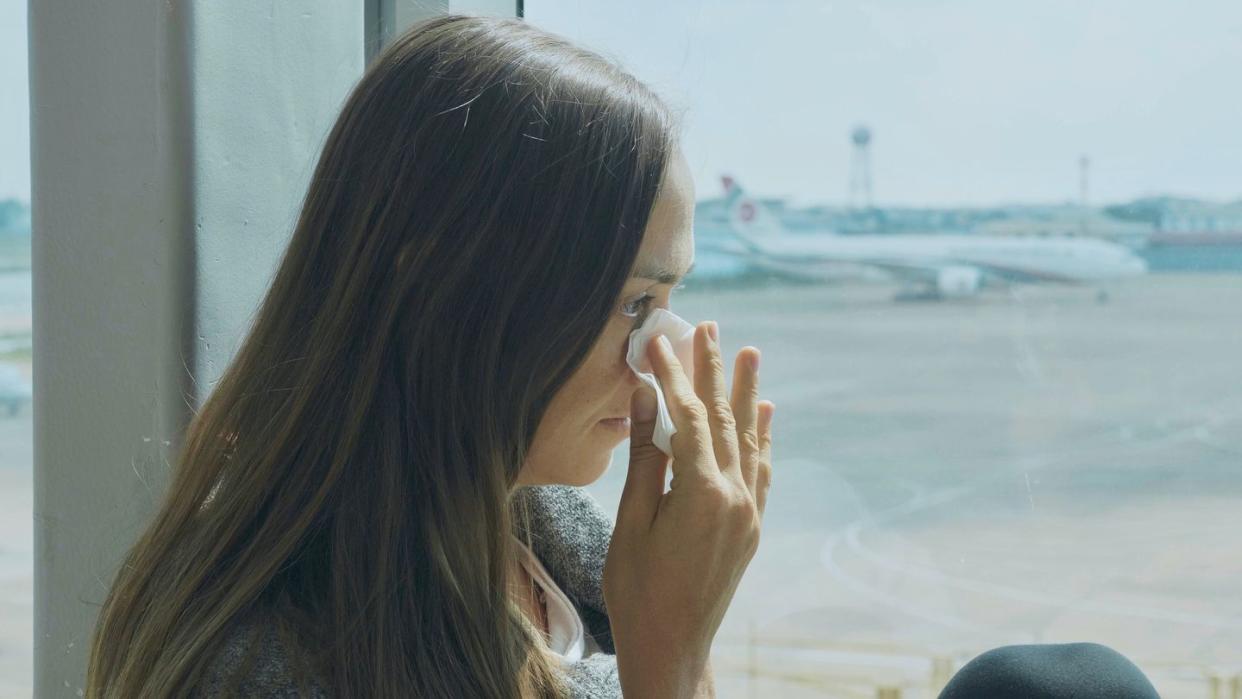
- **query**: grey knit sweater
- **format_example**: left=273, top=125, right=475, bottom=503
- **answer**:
left=197, top=485, right=622, bottom=697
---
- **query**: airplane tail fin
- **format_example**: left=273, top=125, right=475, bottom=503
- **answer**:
left=720, top=175, right=785, bottom=252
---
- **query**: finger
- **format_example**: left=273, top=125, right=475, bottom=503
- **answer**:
left=617, top=385, right=669, bottom=531
left=755, top=400, right=774, bottom=517
left=646, top=332, right=717, bottom=484
left=730, top=345, right=762, bottom=498
left=693, top=321, right=739, bottom=481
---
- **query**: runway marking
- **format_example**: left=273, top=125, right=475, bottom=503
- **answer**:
left=816, top=406, right=1242, bottom=634
left=838, top=488, right=1242, bottom=632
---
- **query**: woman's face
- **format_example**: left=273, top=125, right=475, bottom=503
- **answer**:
left=516, top=146, right=697, bottom=488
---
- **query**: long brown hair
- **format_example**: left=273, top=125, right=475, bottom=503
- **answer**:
left=86, top=14, right=681, bottom=698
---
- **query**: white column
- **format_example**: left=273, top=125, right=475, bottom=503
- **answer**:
left=30, top=2, right=363, bottom=694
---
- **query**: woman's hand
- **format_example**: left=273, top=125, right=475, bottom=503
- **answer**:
left=603, top=320, right=774, bottom=699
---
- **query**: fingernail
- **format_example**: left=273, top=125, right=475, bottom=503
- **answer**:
left=633, top=387, right=657, bottom=421
left=749, top=350, right=760, bottom=372
left=657, top=335, right=672, bottom=353
left=708, top=321, right=719, bottom=343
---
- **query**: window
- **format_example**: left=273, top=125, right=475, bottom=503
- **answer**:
left=529, top=2, right=1242, bottom=696
left=0, top=0, right=32, bottom=695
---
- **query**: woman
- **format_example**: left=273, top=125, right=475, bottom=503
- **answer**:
left=85, top=13, right=1160, bottom=699
left=86, top=12, right=765, bottom=698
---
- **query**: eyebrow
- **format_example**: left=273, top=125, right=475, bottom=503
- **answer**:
left=632, top=260, right=695, bottom=284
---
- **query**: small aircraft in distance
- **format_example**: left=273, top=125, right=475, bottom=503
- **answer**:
left=714, top=175, right=1148, bottom=300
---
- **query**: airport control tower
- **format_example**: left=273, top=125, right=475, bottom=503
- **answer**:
left=849, top=125, right=873, bottom=210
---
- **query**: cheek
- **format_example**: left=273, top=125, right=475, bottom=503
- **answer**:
left=579, top=319, right=641, bottom=394
left=567, top=326, right=624, bottom=387
left=612, top=318, right=642, bottom=377
left=616, top=325, right=631, bottom=366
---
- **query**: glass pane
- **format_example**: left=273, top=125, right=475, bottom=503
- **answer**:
left=0, top=1, right=32, bottom=695
left=527, top=2, right=1242, bottom=697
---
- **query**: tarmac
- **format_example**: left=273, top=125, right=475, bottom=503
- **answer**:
left=588, top=273, right=1242, bottom=698
left=1, top=272, right=1239, bottom=697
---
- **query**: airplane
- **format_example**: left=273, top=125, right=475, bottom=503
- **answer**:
left=713, top=175, right=1149, bottom=300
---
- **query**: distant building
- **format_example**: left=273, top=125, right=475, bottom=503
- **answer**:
left=1154, top=201, right=1242, bottom=244
left=1106, top=196, right=1242, bottom=245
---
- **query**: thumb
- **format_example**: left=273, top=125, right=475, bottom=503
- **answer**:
left=617, top=385, right=667, bottom=530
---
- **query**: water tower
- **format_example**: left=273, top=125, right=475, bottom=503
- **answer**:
left=849, top=125, right=873, bottom=210
left=1079, top=154, right=1090, bottom=236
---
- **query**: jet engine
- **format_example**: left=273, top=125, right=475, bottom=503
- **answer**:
left=935, top=265, right=983, bottom=297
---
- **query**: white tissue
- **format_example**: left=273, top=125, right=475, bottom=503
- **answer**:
left=625, top=308, right=697, bottom=457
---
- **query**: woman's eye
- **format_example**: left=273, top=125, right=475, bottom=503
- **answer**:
left=620, top=293, right=653, bottom=318
left=620, top=283, right=684, bottom=321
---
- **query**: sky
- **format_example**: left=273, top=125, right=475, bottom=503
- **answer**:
left=526, top=0, right=1242, bottom=208
left=3, top=1, right=1239, bottom=207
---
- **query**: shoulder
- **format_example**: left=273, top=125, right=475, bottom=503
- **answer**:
left=513, top=484, right=615, bottom=533
left=560, top=651, right=623, bottom=698
left=194, top=608, right=329, bottom=698
left=512, top=485, right=617, bottom=652
left=511, top=485, right=615, bottom=618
